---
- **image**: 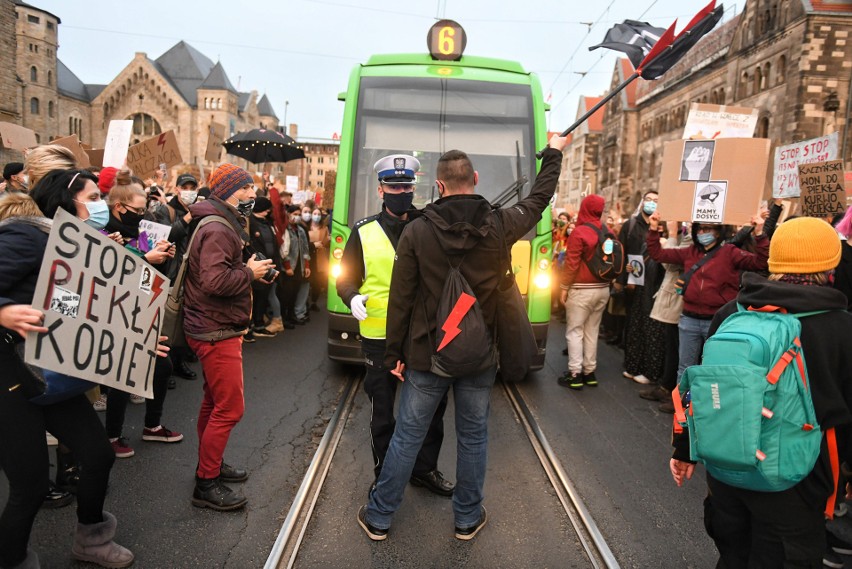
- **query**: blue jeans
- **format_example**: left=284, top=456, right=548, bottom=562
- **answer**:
left=676, top=315, right=713, bottom=384
left=366, top=365, right=496, bottom=530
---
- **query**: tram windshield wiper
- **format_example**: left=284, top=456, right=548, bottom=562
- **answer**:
left=491, top=140, right=528, bottom=208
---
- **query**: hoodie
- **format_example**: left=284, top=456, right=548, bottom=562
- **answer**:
left=673, top=272, right=852, bottom=508
left=559, top=194, right=610, bottom=289
left=383, top=147, right=563, bottom=371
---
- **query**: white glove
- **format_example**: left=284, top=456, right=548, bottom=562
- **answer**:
left=350, top=294, right=369, bottom=321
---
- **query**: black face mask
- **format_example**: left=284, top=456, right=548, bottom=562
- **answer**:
left=119, top=210, right=144, bottom=228
left=236, top=198, right=255, bottom=217
left=384, top=192, right=414, bottom=216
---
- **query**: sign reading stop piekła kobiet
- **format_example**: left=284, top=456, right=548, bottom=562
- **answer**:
left=25, top=210, right=169, bottom=399
left=798, top=160, right=846, bottom=218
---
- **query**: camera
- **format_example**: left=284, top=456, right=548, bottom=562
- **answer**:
left=252, top=252, right=279, bottom=282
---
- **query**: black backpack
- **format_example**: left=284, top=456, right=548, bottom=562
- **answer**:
left=582, top=222, right=625, bottom=281
left=425, top=223, right=496, bottom=378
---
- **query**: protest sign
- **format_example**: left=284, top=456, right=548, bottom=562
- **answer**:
left=126, top=130, right=182, bottom=180
left=205, top=122, right=226, bottom=162
left=286, top=175, right=299, bottom=193
left=657, top=138, right=770, bottom=226
left=0, top=122, right=37, bottom=151
left=683, top=103, right=759, bottom=140
left=102, top=120, right=133, bottom=168
left=680, top=140, right=715, bottom=181
left=798, top=160, right=846, bottom=218
left=772, top=132, right=838, bottom=198
left=86, top=148, right=105, bottom=168
left=51, top=135, right=90, bottom=168
left=25, top=210, right=169, bottom=398
left=293, top=190, right=308, bottom=205
left=138, top=219, right=172, bottom=253
left=627, top=254, right=645, bottom=286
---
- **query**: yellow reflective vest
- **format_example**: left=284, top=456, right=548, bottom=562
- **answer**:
left=357, top=220, right=395, bottom=339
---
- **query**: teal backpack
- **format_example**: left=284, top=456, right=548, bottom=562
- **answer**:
left=674, top=304, right=838, bottom=496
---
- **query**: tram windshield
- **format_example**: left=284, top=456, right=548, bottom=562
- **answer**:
left=347, top=76, right=536, bottom=227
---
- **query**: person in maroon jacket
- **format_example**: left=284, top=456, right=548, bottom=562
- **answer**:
left=557, top=194, right=612, bottom=389
left=645, top=211, right=768, bottom=388
left=183, top=163, right=274, bottom=512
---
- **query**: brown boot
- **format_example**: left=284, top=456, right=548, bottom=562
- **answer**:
left=71, top=511, right=134, bottom=568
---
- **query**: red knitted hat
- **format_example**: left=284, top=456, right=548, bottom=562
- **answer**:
left=209, top=163, right=253, bottom=200
left=97, top=167, right=117, bottom=194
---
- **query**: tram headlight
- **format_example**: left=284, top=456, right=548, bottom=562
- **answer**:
left=534, top=272, right=551, bottom=290
left=537, top=259, right=549, bottom=271
left=331, top=263, right=342, bottom=279
left=332, top=248, right=343, bottom=260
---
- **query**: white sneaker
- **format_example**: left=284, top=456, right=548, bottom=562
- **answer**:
left=46, top=431, right=58, bottom=446
left=622, top=371, right=635, bottom=379
left=129, top=394, right=145, bottom=404
left=93, top=394, right=107, bottom=412
left=632, top=374, right=652, bottom=385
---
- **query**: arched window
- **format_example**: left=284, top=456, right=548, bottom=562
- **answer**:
left=777, top=55, right=786, bottom=84
left=757, top=115, right=770, bottom=138
left=649, top=151, right=656, bottom=177
left=204, top=97, right=209, bottom=109
left=128, top=112, right=162, bottom=139
left=755, top=67, right=763, bottom=93
left=30, top=66, right=37, bottom=82
left=48, top=101, right=54, bottom=118
left=217, top=98, right=222, bottom=110
left=763, top=63, right=771, bottom=89
left=30, top=97, right=39, bottom=115
left=718, top=87, right=725, bottom=104
left=69, top=117, right=73, bottom=134
left=740, top=72, right=749, bottom=99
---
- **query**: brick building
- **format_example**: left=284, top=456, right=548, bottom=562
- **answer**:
left=594, top=0, right=852, bottom=216
left=1, top=1, right=281, bottom=174
left=555, top=96, right=604, bottom=213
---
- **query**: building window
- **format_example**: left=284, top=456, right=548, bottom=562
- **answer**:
left=47, top=21, right=54, bottom=30
left=47, top=70, right=52, bottom=86
left=128, top=112, right=162, bottom=138
left=777, top=56, right=786, bottom=84
left=757, top=116, right=770, bottom=138
left=318, top=181, right=323, bottom=188
left=34, top=134, right=40, bottom=143
left=30, top=66, right=37, bottom=82
left=27, top=15, right=39, bottom=24
left=48, top=101, right=54, bottom=118
left=649, top=151, right=656, bottom=177
left=318, top=157, right=324, bottom=163
left=755, top=66, right=763, bottom=92
left=30, top=98, right=39, bottom=115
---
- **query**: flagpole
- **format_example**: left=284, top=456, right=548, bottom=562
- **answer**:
left=536, top=72, right=639, bottom=159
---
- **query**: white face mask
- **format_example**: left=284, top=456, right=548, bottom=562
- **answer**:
left=180, top=190, right=198, bottom=205
left=301, top=212, right=312, bottom=223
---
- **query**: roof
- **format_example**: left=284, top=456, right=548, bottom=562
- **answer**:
left=582, top=96, right=605, bottom=132
left=257, top=94, right=278, bottom=119
left=805, top=0, right=852, bottom=13
left=56, top=59, right=88, bottom=102
left=238, top=92, right=251, bottom=112
left=199, top=61, right=237, bottom=93
left=154, top=41, right=214, bottom=107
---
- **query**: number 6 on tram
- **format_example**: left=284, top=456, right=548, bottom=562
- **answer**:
left=326, top=20, right=554, bottom=373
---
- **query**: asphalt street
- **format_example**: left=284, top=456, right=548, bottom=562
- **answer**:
left=3, top=308, right=735, bottom=568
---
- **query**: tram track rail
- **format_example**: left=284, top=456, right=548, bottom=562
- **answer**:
left=265, top=371, right=619, bottom=569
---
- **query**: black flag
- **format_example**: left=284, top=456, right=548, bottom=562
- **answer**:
left=637, top=2, right=724, bottom=80
left=588, top=20, right=666, bottom=70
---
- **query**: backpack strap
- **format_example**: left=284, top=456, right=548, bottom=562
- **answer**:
left=826, top=427, right=840, bottom=519
left=677, top=245, right=722, bottom=295
left=170, top=215, right=229, bottom=301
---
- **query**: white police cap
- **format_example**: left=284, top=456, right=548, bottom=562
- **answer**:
left=374, top=154, right=420, bottom=184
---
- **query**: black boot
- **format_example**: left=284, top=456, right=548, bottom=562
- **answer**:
left=192, top=477, right=247, bottom=511
left=173, top=360, right=197, bottom=380
left=55, top=448, right=79, bottom=494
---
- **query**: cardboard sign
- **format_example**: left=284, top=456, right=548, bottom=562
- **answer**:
left=773, top=133, right=838, bottom=198
left=25, top=210, right=169, bottom=398
left=126, top=130, right=182, bottom=180
left=51, top=135, right=90, bottom=169
left=0, top=122, right=37, bottom=151
left=798, top=160, right=846, bottom=218
left=683, top=104, right=759, bottom=140
left=286, top=175, right=299, bottom=193
left=205, top=122, right=226, bottom=162
left=138, top=220, right=172, bottom=253
left=692, top=181, right=728, bottom=224
left=86, top=148, right=105, bottom=168
left=627, top=254, right=645, bottom=286
left=657, top=138, right=770, bottom=226
left=102, top=120, right=133, bottom=168
left=293, top=190, right=308, bottom=204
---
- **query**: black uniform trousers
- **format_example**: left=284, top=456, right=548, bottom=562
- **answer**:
left=361, top=337, right=446, bottom=480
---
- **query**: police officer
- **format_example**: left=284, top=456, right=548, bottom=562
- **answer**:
left=336, top=154, right=454, bottom=497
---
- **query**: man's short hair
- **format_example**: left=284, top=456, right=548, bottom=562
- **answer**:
left=3, top=162, right=24, bottom=181
left=642, top=190, right=659, bottom=199
left=437, top=150, right=474, bottom=189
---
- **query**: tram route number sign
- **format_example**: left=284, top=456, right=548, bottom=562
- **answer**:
left=25, top=209, right=169, bottom=399
left=798, top=160, right=846, bottom=218
left=427, top=20, right=467, bottom=61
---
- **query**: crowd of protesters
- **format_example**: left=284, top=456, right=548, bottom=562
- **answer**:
left=0, top=144, right=330, bottom=568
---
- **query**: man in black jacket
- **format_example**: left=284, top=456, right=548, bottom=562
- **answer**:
left=670, top=217, right=852, bottom=567
left=357, top=134, right=568, bottom=542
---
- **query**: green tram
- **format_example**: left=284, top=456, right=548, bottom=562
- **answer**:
left=326, top=21, right=554, bottom=372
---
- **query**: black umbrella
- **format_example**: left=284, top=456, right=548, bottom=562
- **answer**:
left=222, top=129, right=305, bottom=164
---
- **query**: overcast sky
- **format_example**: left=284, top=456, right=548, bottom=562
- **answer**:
left=35, top=0, right=738, bottom=140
